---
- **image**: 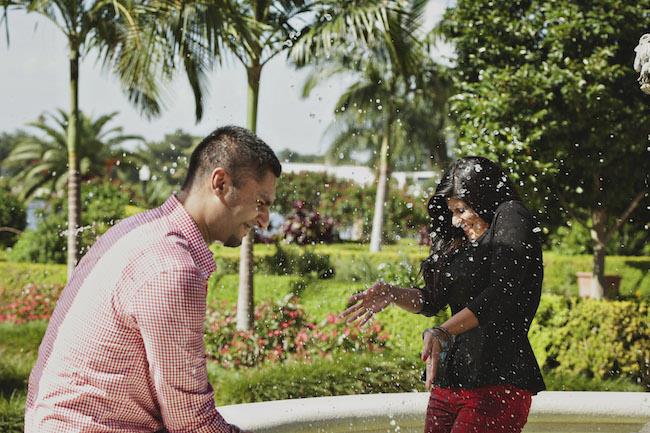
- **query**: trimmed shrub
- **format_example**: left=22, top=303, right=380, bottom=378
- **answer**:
left=7, top=212, right=67, bottom=264
left=530, top=296, right=650, bottom=389
left=255, top=244, right=334, bottom=279
left=211, top=352, right=423, bottom=405
left=0, top=262, right=66, bottom=303
left=8, top=181, right=130, bottom=264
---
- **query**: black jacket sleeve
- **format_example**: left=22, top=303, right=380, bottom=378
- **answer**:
left=466, top=201, right=538, bottom=326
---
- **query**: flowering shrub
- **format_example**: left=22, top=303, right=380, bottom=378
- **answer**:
left=0, top=283, right=63, bottom=323
left=204, top=295, right=389, bottom=368
left=282, top=201, right=336, bottom=245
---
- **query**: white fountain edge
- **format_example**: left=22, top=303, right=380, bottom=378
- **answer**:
left=217, top=391, right=650, bottom=432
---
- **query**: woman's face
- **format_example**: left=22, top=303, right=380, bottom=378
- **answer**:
left=447, top=198, right=489, bottom=241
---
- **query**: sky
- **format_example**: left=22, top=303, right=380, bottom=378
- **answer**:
left=0, top=1, right=454, bottom=155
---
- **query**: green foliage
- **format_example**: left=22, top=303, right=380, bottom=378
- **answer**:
left=0, top=131, right=29, bottom=175
left=440, top=0, right=650, bottom=253
left=530, top=295, right=650, bottom=389
left=550, top=219, right=650, bottom=256
left=7, top=210, right=67, bottom=264
left=0, top=188, right=26, bottom=247
left=274, top=173, right=430, bottom=241
left=281, top=203, right=337, bottom=245
left=0, top=391, right=26, bottom=433
left=272, top=172, right=351, bottom=217
left=542, top=371, right=645, bottom=392
left=276, top=149, right=324, bottom=164
left=212, top=352, right=423, bottom=405
left=0, top=262, right=66, bottom=303
left=0, top=321, right=47, bottom=433
left=8, top=181, right=130, bottom=264
left=256, top=244, right=335, bottom=279
left=122, top=130, right=196, bottom=208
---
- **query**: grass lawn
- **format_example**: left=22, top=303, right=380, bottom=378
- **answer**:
left=0, top=321, right=45, bottom=433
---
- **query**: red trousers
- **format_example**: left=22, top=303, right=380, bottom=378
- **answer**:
left=424, top=385, right=532, bottom=433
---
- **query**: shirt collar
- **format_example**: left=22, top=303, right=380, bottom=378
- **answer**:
left=161, top=194, right=216, bottom=280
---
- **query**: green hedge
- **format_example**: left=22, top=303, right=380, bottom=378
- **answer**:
left=4, top=244, right=648, bottom=299
left=0, top=262, right=66, bottom=303
left=210, top=350, right=644, bottom=405
left=210, top=244, right=650, bottom=299
left=530, top=295, right=649, bottom=389
left=211, top=353, right=423, bottom=405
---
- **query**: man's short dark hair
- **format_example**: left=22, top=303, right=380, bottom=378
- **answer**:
left=182, top=125, right=282, bottom=191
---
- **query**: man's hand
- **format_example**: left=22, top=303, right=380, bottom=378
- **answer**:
left=421, top=329, right=444, bottom=391
left=339, top=282, right=395, bottom=326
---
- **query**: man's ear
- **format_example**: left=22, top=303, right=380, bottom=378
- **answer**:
left=210, top=167, right=231, bottom=197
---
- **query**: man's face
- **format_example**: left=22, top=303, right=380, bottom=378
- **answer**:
left=221, top=170, right=277, bottom=247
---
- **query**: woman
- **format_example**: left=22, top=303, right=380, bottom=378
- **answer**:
left=341, top=156, right=545, bottom=433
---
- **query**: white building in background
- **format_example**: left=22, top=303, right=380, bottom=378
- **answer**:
left=282, top=162, right=439, bottom=196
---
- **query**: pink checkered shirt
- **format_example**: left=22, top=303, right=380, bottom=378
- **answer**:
left=25, top=195, right=239, bottom=433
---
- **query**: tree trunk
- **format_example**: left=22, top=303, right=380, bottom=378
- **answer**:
left=66, top=48, right=81, bottom=280
left=369, top=117, right=392, bottom=253
left=236, top=63, right=261, bottom=331
left=589, top=208, right=607, bottom=299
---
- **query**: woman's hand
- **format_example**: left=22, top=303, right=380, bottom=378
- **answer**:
left=421, top=329, right=444, bottom=391
left=339, top=281, right=396, bottom=326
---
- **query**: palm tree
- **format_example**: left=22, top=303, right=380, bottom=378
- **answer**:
left=324, top=60, right=451, bottom=171
left=0, top=0, right=238, bottom=277
left=302, top=0, right=440, bottom=252
left=4, top=109, right=141, bottom=200
left=195, top=0, right=409, bottom=330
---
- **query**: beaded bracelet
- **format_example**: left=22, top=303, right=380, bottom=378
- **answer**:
left=422, top=326, right=453, bottom=352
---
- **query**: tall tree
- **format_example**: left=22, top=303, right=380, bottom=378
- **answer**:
left=320, top=58, right=451, bottom=172
left=1, top=0, right=237, bottom=277
left=204, top=0, right=411, bottom=330
left=440, top=0, right=650, bottom=298
left=5, top=109, right=141, bottom=199
left=301, top=0, right=445, bottom=252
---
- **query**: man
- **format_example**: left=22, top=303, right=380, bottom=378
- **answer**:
left=25, top=125, right=281, bottom=433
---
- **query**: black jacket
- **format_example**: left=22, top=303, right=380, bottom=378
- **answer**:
left=419, top=200, right=546, bottom=394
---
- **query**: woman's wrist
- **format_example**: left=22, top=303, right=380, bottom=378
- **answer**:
left=422, top=326, right=453, bottom=351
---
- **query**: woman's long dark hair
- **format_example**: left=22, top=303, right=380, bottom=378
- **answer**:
left=422, top=156, right=520, bottom=290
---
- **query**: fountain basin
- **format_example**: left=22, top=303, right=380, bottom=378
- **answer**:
left=218, top=392, right=650, bottom=433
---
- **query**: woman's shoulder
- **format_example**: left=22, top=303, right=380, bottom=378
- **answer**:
left=493, top=200, right=532, bottom=220
left=489, top=200, right=537, bottom=235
